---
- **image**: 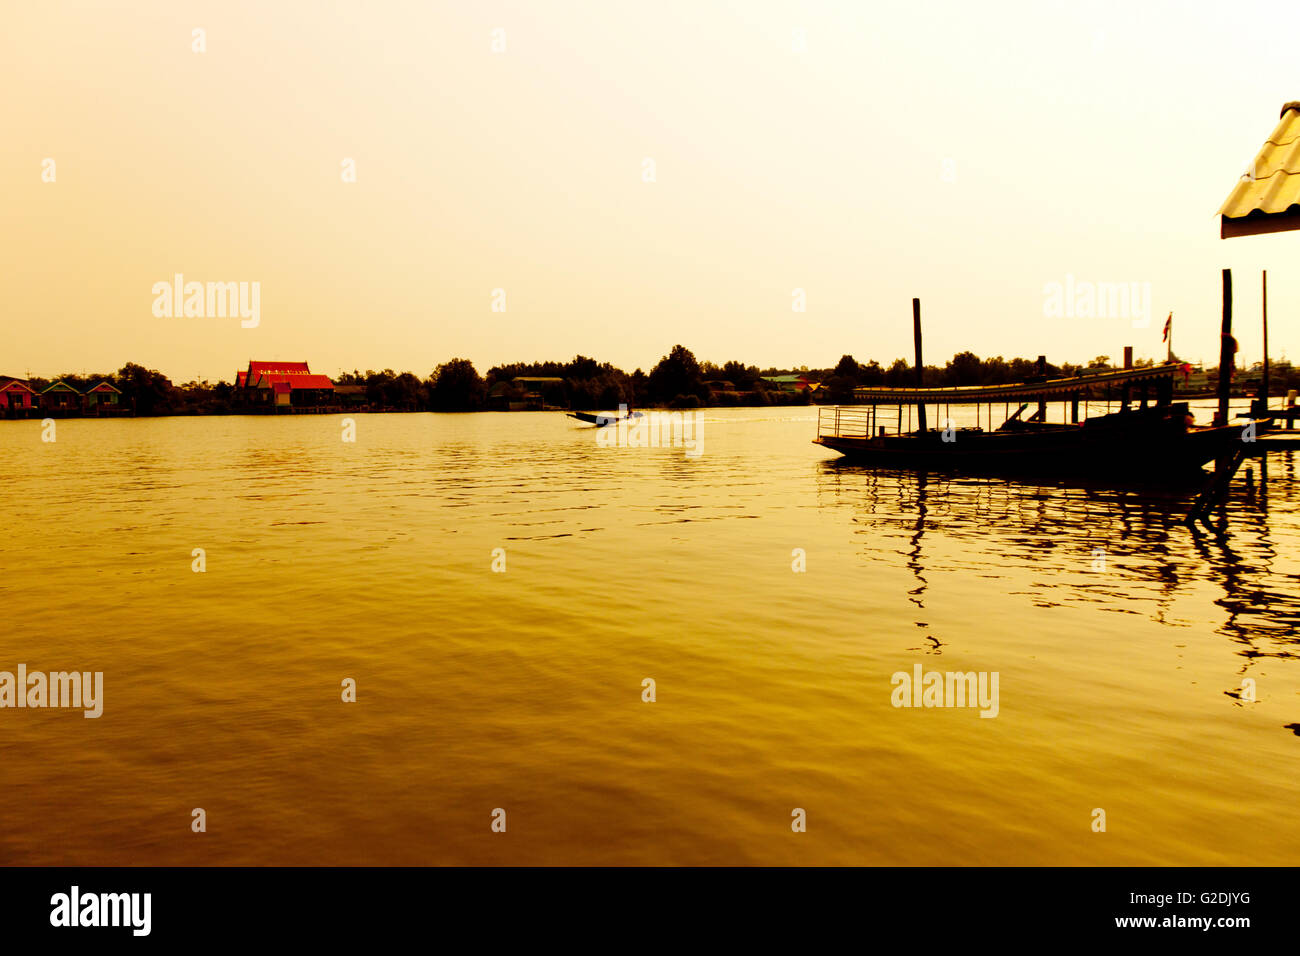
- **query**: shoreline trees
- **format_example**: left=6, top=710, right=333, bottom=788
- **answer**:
left=9, top=349, right=1271, bottom=416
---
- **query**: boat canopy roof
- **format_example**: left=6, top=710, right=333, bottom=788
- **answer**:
left=852, top=363, right=1179, bottom=405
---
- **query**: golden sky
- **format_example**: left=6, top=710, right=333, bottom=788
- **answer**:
left=4, top=0, right=1300, bottom=383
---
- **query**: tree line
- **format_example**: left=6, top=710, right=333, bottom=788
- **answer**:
left=18, top=348, right=1295, bottom=416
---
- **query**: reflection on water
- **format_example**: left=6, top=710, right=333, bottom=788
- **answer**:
left=817, top=455, right=1300, bottom=670
left=0, top=409, right=1297, bottom=865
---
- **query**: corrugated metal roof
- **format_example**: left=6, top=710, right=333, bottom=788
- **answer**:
left=1219, top=101, right=1300, bottom=235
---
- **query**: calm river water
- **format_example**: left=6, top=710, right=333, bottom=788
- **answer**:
left=1, top=406, right=1297, bottom=864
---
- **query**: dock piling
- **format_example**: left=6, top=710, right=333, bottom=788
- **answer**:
left=1257, top=269, right=1269, bottom=417
left=1215, top=269, right=1233, bottom=428
left=913, top=298, right=927, bottom=433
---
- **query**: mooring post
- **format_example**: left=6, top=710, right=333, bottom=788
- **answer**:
left=1035, top=355, right=1047, bottom=420
left=913, top=298, right=927, bottom=433
left=1259, top=269, right=1269, bottom=417
left=1215, top=269, right=1233, bottom=428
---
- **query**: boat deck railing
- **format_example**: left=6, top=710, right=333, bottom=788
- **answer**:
left=818, top=405, right=908, bottom=439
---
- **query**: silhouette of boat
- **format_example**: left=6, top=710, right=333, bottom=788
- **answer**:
left=567, top=410, right=644, bottom=427
left=815, top=364, right=1247, bottom=480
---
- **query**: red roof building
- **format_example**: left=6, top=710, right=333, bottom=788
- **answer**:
left=255, top=373, right=336, bottom=389
left=247, top=360, right=313, bottom=377
left=237, top=360, right=335, bottom=409
left=0, top=378, right=38, bottom=416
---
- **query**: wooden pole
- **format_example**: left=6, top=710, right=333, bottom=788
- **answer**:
left=1035, top=355, right=1047, bottom=421
left=913, top=298, right=927, bottom=433
left=1216, top=268, right=1233, bottom=427
left=1260, top=269, right=1269, bottom=414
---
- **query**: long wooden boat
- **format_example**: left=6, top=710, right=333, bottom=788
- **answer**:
left=568, top=410, right=644, bottom=427
left=814, top=364, right=1249, bottom=480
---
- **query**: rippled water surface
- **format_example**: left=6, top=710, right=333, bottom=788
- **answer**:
left=1, top=407, right=1297, bottom=865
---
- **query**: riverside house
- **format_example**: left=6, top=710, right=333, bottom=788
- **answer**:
left=83, top=381, right=123, bottom=415
left=0, top=378, right=39, bottom=418
left=40, top=380, right=81, bottom=414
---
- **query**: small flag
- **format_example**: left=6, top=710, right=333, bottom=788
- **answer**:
left=1162, top=313, right=1172, bottom=342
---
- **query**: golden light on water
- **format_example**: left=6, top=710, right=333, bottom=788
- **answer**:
left=2, top=409, right=1298, bottom=865
left=3, top=1, right=1300, bottom=882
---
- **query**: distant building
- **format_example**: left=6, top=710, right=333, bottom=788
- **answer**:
left=41, top=380, right=81, bottom=413
left=0, top=378, right=38, bottom=417
left=510, top=376, right=565, bottom=409
left=1173, top=366, right=1211, bottom=393
left=83, top=381, right=122, bottom=414
left=333, top=385, right=369, bottom=408
left=236, top=361, right=335, bottom=410
left=761, top=374, right=813, bottom=394
left=486, top=376, right=566, bottom=411
left=487, top=380, right=522, bottom=411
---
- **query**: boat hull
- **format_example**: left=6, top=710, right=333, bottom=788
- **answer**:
left=814, top=421, right=1245, bottom=480
left=568, top=410, right=644, bottom=427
